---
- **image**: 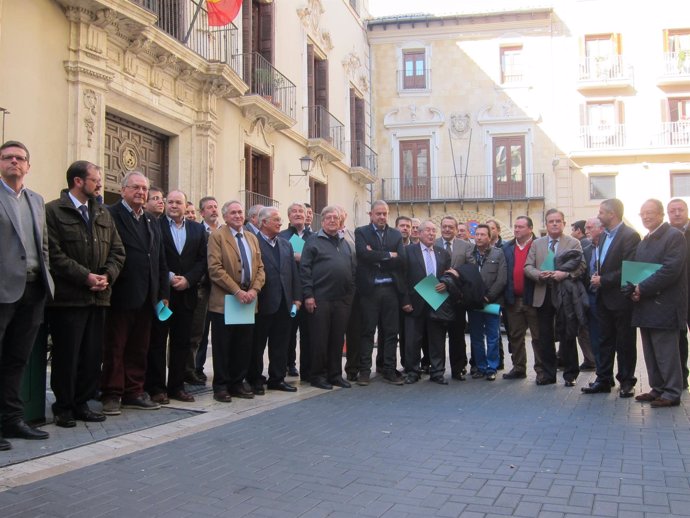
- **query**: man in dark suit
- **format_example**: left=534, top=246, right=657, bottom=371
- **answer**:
left=401, top=220, right=451, bottom=384
left=355, top=200, right=405, bottom=386
left=524, top=208, right=586, bottom=386
left=0, top=140, right=54, bottom=448
left=207, top=201, right=265, bottom=402
left=582, top=198, right=641, bottom=398
left=436, top=215, right=475, bottom=380
left=631, top=199, right=686, bottom=407
left=667, top=198, right=690, bottom=390
left=146, top=190, right=207, bottom=404
left=46, top=161, right=125, bottom=427
left=279, top=202, right=312, bottom=379
left=247, top=207, right=301, bottom=394
left=101, top=171, right=169, bottom=416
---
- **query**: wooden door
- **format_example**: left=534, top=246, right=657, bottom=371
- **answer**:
left=492, top=136, right=525, bottom=198
left=399, top=140, right=430, bottom=200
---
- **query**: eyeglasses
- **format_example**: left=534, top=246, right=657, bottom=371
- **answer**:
left=0, top=154, right=28, bottom=162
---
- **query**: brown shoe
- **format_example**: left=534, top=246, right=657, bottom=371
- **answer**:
left=650, top=397, right=681, bottom=408
left=356, top=373, right=370, bottom=386
left=170, top=390, right=195, bottom=403
left=635, top=392, right=659, bottom=402
left=213, top=391, right=232, bottom=403
left=150, top=393, right=170, bottom=405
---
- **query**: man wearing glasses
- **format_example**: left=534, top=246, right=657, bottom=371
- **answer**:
left=101, top=171, right=169, bottom=416
left=0, top=141, right=54, bottom=450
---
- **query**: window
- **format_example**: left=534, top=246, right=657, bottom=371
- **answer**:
left=662, top=98, right=690, bottom=145
left=589, top=175, right=616, bottom=200
left=493, top=136, right=525, bottom=198
left=581, top=34, right=622, bottom=80
left=671, top=172, right=690, bottom=197
left=307, top=44, right=330, bottom=139
left=399, top=140, right=430, bottom=200
left=500, top=46, right=523, bottom=83
left=402, top=50, right=426, bottom=90
left=580, top=101, right=625, bottom=148
left=349, top=88, right=366, bottom=167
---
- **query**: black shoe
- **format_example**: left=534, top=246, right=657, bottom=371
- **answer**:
left=535, top=378, right=556, bottom=386
left=404, top=373, right=419, bottom=384
left=311, top=378, right=333, bottom=390
left=213, top=391, right=232, bottom=403
left=382, top=371, right=404, bottom=386
left=287, top=366, right=299, bottom=377
left=502, top=371, right=527, bottom=380
left=330, top=377, right=351, bottom=388
left=564, top=380, right=576, bottom=387
left=452, top=372, right=466, bottom=381
left=2, top=421, right=49, bottom=440
left=579, top=362, right=596, bottom=371
left=229, top=384, right=255, bottom=399
left=74, top=410, right=106, bottom=422
left=184, top=373, right=206, bottom=386
left=486, top=373, right=497, bottom=381
left=430, top=376, right=448, bottom=385
left=581, top=381, right=611, bottom=394
left=0, top=438, right=11, bottom=451
left=346, top=372, right=358, bottom=382
left=252, top=384, right=266, bottom=396
left=54, top=413, right=76, bottom=428
left=122, top=394, right=161, bottom=410
left=619, top=386, right=635, bottom=398
left=195, top=370, right=207, bottom=382
left=266, top=381, right=297, bottom=392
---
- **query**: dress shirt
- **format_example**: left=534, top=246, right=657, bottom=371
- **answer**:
left=230, top=227, right=252, bottom=273
left=421, top=243, right=436, bottom=276
left=167, top=216, right=187, bottom=254
left=599, top=221, right=622, bottom=265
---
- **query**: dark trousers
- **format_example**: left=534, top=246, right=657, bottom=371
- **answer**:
left=359, top=285, right=399, bottom=375
left=194, top=312, right=211, bottom=374
left=344, top=292, right=362, bottom=377
left=187, top=284, right=209, bottom=377
left=404, top=312, right=447, bottom=378
left=146, top=292, right=196, bottom=396
left=47, top=306, right=105, bottom=415
left=536, top=287, right=579, bottom=383
left=678, top=327, right=689, bottom=388
left=288, top=310, right=311, bottom=380
left=249, top=302, right=292, bottom=385
left=448, top=307, right=467, bottom=376
left=0, top=281, right=46, bottom=425
left=596, top=304, right=637, bottom=389
left=308, top=298, right=351, bottom=382
left=209, top=312, right=253, bottom=392
left=102, top=305, right=153, bottom=399
left=586, top=292, right=602, bottom=370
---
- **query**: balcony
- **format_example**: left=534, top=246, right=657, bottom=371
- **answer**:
left=658, top=51, right=690, bottom=86
left=234, top=52, right=297, bottom=131
left=577, top=55, right=633, bottom=89
left=578, top=124, right=626, bottom=149
left=397, top=68, right=431, bottom=93
left=306, top=106, right=345, bottom=163
left=380, top=173, right=544, bottom=203
left=347, top=140, right=377, bottom=184
left=653, top=121, right=690, bottom=147
left=240, top=190, right=280, bottom=210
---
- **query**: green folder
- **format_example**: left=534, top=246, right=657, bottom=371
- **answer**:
left=289, top=234, right=304, bottom=254
left=224, top=295, right=256, bottom=325
left=476, top=303, right=501, bottom=315
left=413, top=274, right=449, bottom=311
left=621, top=260, right=662, bottom=287
left=540, top=249, right=555, bottom=271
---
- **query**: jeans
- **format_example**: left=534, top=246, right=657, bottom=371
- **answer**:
left=468, top=311, right=501, bottom=374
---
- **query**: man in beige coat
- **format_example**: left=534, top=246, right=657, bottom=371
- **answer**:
left=207, top=201, right=265, bottom=403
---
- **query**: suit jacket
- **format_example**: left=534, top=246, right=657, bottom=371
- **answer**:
left=401, top=242, right=451, bottom=317
left=524, top=234, right=585, bottom=308
left=256, top=234, right=302, bottom=315
left=502, top=237, right=536, bottom=306
left=435, top=237, right=475, bottom=269
left=207, top=226, right=265, bottom=314
left=108, top=201, right=169, bottom=311
left=355, top=223, right=404, bottom=295
left=631, top=223, right=687, bottom=330
left=597, top=222, right=641, bottom=311
left=0, top=185, right=54, bottom=302
left=159, top=217, right=207, bottom=311
left=474, top=246, right=507, bottom=304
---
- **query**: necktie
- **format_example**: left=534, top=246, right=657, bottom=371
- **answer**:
left=424, top=247, right=435, bottom=276
left=236, top=232, right=251, bottom=288
left=549, top=239, right=556, bottom=252
left=376, top=229, right=384, bottom=245
left=79, top=204, right=89, bottom=223
left=445, top=241, right=452, bottom=253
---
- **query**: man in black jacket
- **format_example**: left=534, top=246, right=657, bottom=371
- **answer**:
left=146, top=190, right=207, bottom=404
left=46, top=161, right=125, bottom=427
left=101, top=172, right=169, bottom=416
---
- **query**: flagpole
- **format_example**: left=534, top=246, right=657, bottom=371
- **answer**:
left=183, top=0, right=205, bottom=44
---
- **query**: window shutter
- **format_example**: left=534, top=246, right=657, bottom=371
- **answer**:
left=579, top=103, right=587, bottom=126
left=307, top=44, right=315, bottom=136
left=315, top=59, right=329, bottom=111
left=242, top=0, right=252, bottom=54
left=661, top=98, right=670, bottom=123
left=663, top=29, right=669, bottom=52
left=258, top=2, right=274, bottom=64
left=614, top=99, right=625, bottom=124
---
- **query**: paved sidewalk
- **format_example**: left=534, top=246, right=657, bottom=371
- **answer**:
left=0, top=353, right=689, bottom=518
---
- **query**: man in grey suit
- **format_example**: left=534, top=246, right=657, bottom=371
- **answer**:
left=524, top=208, right=586, bottom=386
left=0, top=140, right=55, bottom=449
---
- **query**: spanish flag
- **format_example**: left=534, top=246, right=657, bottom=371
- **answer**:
left=207, top=0, right=242, bottom=27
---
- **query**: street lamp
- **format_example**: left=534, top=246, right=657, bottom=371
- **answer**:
left=290, top=154, right=314, bottom=184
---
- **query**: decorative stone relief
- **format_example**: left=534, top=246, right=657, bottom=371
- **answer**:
left=383, top=105, right=444, bottom=129
left=342, top=52, right=361, bottom=76
left=296, top=0, right=332, bottom=55
left=449, top=113, right=471, bottom=138
left=123, top=36, right=151, bottom=77
left=65, top=6, right=92, bottom=24
left=476, top=97, right=540, bottom=124
left=150, top=53, right=175, bottom=91
left=82, top=89, right=98, bottom=147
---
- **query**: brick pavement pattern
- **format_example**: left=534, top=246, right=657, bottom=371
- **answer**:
left=0, top=374, right=689, bottom=517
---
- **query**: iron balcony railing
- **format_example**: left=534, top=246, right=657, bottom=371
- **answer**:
left=578, top=55, right=632, bottom=82
left=579, top=124, right=626, bottom=149
left=661, top=51, right=690, bottom=76
left=240, top=190, right=280, bottom=211
left=653, top=121, right=690, bottom=146
left=133, top=0, right=240, bottom=74
left=348, top=140, right=377, bottom=175
left=307, top=105, right=345, bottom=153
left=237, top=52, right=297, bottom=119
left=380, top=173, right=545, bottom=202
